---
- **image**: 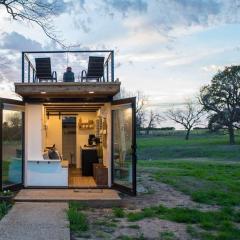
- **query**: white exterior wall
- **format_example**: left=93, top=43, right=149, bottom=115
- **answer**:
left=25, top=103, right=68, bottom=187
left=25, top=104, right=43, bottom=161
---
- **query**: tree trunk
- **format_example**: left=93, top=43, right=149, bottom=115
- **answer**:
left=185, top=128, right=191, bottom=140
left=228, top=125, right=235, bottom=145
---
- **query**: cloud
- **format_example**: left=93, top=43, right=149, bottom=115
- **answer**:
left=202, top=64, right=225, bottom=73
left=104, top=0, right=148, bottom=15
left=0, top=32, right=42, bottom=51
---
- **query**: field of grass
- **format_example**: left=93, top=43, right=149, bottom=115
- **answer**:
left=136, top=131, right=240, bottom=239
left=137, top=131, right=240, bottom=160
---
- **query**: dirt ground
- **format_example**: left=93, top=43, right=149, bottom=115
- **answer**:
left=71, top=169, right=218, bottom=240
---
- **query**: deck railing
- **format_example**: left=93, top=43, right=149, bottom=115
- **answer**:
left=22, top=50, right=114, bottom=83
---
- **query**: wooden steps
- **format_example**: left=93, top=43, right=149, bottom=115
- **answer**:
left=14, top=189, right=122, bottom=207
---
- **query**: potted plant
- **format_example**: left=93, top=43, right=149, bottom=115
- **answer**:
left=0, top=190, right=14, bottom=202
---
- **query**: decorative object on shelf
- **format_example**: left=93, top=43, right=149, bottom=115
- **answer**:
left=96, top=116, right=107, bottom=147
left=78, top=118, right=95, bottom=129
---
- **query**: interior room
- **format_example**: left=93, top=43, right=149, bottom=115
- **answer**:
left=42, top=103, right=111, bottom=188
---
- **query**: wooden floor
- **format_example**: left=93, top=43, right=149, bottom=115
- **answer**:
left=14, top=189, right=121, bottom=206
left=68, top=167, right=97, bottom=188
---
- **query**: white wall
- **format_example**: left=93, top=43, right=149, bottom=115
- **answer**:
left=25, top=104, right=44, bottom=161
left=27, top=161, right=68, bottom=187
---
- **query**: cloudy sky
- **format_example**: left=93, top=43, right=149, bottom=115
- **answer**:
left=0, top=0, right=240, bottom=108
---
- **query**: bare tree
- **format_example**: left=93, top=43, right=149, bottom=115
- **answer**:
left=135, top=91, right=148, bottom=132
left=146, top=110, right=163, bottom=135
left=0, top=0, right=65, bottom=47
left=120, top=89, right=148, bottom=132
left=166, top=100, right=204, bottom=140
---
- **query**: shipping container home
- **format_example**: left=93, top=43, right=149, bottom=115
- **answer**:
left=0, top=50, right=136, bottom=196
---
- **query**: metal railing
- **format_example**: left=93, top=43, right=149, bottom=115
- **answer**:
left=22, top=50, right=115, bottom=83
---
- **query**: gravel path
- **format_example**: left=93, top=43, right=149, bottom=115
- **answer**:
left=0, top=202, right=70, bottom=240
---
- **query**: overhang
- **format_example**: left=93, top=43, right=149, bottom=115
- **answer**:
left=15, top=82, right=121, bottom=102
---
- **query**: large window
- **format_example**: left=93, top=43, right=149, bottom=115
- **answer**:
left=1, top=107, right=24, bottom=189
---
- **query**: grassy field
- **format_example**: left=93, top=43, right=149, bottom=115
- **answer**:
left=136, top=130, right=240, bottom=239
left=137, top=130, right=240, bottom=160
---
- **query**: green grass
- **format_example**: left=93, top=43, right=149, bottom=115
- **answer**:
left=113, top=207, right=125, bottom=218
left=0, top=201, right=12, bottom=219
left=139, top=160, right=240, bottom=206
left=67, top=202, right=88, bottom=232
left=159, top=231, right=176, bottom=240
left=135, top=132, right=240, bottom=239
left=137, top=131, right=240, bottom=160
left=127, top=205, right=240, bottom=240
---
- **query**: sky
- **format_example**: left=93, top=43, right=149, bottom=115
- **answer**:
left=0, top=0, right=240, bottom=111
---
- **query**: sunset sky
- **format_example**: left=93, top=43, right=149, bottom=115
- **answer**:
left=0, top=0, right=240, bottom=110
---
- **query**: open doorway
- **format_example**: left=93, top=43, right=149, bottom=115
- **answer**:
left=62, top=116, right=76, bottom=167
left=43, top=103, right=110, bottom=188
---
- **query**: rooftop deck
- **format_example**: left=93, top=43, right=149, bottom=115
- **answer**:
left=15, top=82, right=120, bottom=102
left=15, top=50, right=120, bottom=102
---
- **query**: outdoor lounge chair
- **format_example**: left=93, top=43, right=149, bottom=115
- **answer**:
left=35, top=57, right=57, bottom=82
left=81, top=56, right=105, bottom=82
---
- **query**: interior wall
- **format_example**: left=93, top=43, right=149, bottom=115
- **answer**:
left=76, top=112, right=97, bottom=168
left=45, top=116, right=62, bottom=154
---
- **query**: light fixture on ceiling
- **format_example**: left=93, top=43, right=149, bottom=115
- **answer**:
left=40, top=91, right=47, bottom=94
left=89, top=91, right=94, bottom=94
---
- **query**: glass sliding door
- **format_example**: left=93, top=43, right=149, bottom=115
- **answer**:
left=0, top=100, right=24, bottom=190
left=112, top=98, right=136, bottom=195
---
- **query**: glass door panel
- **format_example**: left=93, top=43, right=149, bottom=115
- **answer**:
left=2, top=110, right=23, bottom=187
left=112, top=98, right=136, bottom=195
left=1, top=101, right=24, bottom=190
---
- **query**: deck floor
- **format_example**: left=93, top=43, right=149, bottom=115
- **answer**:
left=68, top=167, right=97, bottom=188
left=14, top=189, right=121, bottom=203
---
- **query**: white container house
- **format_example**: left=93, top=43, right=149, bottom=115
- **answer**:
left=0, top=50, right=137, bottom=195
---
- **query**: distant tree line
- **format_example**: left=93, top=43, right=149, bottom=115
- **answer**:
left=133, top=65, right=240, bottom=144
left=3, top=113, right=22, bottom=142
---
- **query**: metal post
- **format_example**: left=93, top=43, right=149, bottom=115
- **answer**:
left=107, top=60, right=109, bottom=82
left=22, top=52, right=25, bottom=83
left=28, top=61, right=30, bottom=83
left=32, top=69, right=35, bottom=83
left=111, top=51, right=114, bottom=82
left=0, top=102, right=2, bottom=190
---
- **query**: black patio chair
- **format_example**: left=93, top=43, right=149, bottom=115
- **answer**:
left=81, top=56, right=105, bottom=82
left=35, top=57, right=57, bottom=82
